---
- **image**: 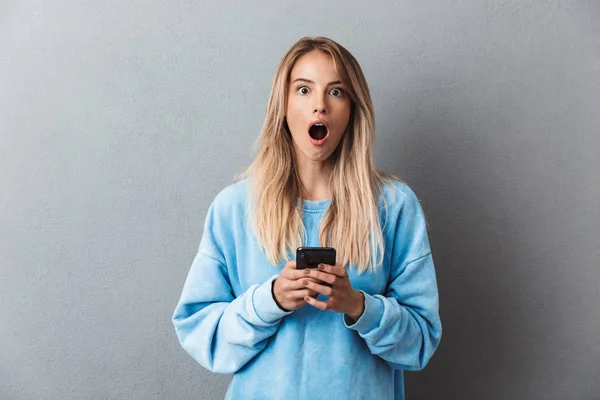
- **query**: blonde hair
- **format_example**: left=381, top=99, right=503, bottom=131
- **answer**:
left=236, top=36, right=401, bottom=273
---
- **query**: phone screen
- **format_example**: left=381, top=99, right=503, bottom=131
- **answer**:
left=296, top=247, right=336, bottom=269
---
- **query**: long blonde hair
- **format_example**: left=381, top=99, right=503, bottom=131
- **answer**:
left=237, top=36, right=401, bottom=273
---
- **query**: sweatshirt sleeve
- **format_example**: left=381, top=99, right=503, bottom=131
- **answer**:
left=172, top=197, right=293, bottom=374
left=343, top=187, right=442, bottom=371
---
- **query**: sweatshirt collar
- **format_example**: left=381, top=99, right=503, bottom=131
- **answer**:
left=296, top=197, right=331, bottom=213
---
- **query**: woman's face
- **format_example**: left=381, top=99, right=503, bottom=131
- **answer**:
left=285, top=50, right=351, bottom=164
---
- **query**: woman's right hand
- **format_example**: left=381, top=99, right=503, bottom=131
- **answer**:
left=272, top=260, right=321, bottom=311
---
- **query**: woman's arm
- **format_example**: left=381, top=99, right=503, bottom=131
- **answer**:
left=344, top=252, right=441, bottom=370
left=172, top=199, right=292, bottom=374
left=344, top=187, right=442, bottom=371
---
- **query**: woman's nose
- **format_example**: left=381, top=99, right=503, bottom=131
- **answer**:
left=314, top=105, right=326, bottom=113
left=313, top=95, right=327, bottom=114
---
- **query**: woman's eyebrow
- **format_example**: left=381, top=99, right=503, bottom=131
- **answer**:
left=292, top=78, right=343, bottom=86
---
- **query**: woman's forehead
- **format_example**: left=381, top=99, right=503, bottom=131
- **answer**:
left=290, top=51, right=341, bottom=84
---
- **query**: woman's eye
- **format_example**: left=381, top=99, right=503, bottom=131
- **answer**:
left=330, top=88, right=344, bottom=97
left=297, top=86, right=309, bottom=95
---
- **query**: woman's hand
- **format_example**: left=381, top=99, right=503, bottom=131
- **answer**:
left=300, top=264, right=365, bottom=321
left=272, top=260, right=321, bottom=311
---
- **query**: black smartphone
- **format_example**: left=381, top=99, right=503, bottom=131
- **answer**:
left=296, top=247, right=336, bottom=269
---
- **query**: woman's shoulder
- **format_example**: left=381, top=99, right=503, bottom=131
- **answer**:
left=211, top=178, right=250, bottom=210
left=376, top=174, right=429, bottom=236
left=377, top=173, right=421, bottom=210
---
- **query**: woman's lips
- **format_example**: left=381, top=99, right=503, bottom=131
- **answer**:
left=309, top=131, right=329, bottom=146
left=307, top=119, right=330, bottom=146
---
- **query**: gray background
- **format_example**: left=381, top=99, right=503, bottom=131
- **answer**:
left=1, top=0, right=599, bottom=399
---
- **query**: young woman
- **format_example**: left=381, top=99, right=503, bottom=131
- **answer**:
left=172, top=36, right=442, bottom=400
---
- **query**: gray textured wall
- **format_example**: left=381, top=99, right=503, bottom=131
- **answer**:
left=1, top=1, right=599, bottom=399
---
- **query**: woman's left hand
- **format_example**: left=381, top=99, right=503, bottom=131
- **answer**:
left=300, top=263, right=365, bottom=321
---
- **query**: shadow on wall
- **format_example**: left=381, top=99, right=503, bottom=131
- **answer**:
left=393, top=90, right=539, bottom=399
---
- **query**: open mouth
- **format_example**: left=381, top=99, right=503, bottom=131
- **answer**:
left=308, top=123, right=328, bottom=140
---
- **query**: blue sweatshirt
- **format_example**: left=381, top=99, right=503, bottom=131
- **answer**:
left=172, top=178, right=442, bottom=400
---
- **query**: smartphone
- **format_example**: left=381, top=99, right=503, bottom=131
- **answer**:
left=296, top=247, right=336, bottom=269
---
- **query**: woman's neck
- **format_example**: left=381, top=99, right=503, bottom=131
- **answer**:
left=295, top=156, right=332, bottom=201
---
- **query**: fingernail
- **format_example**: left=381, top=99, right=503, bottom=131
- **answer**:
left=303, top=268, right=310, bottom=274
left=318, top=264, right=325, bottom=270
left=302, top=280, right=308, bottom=286
left=304, top=296, right=311, bottom=302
